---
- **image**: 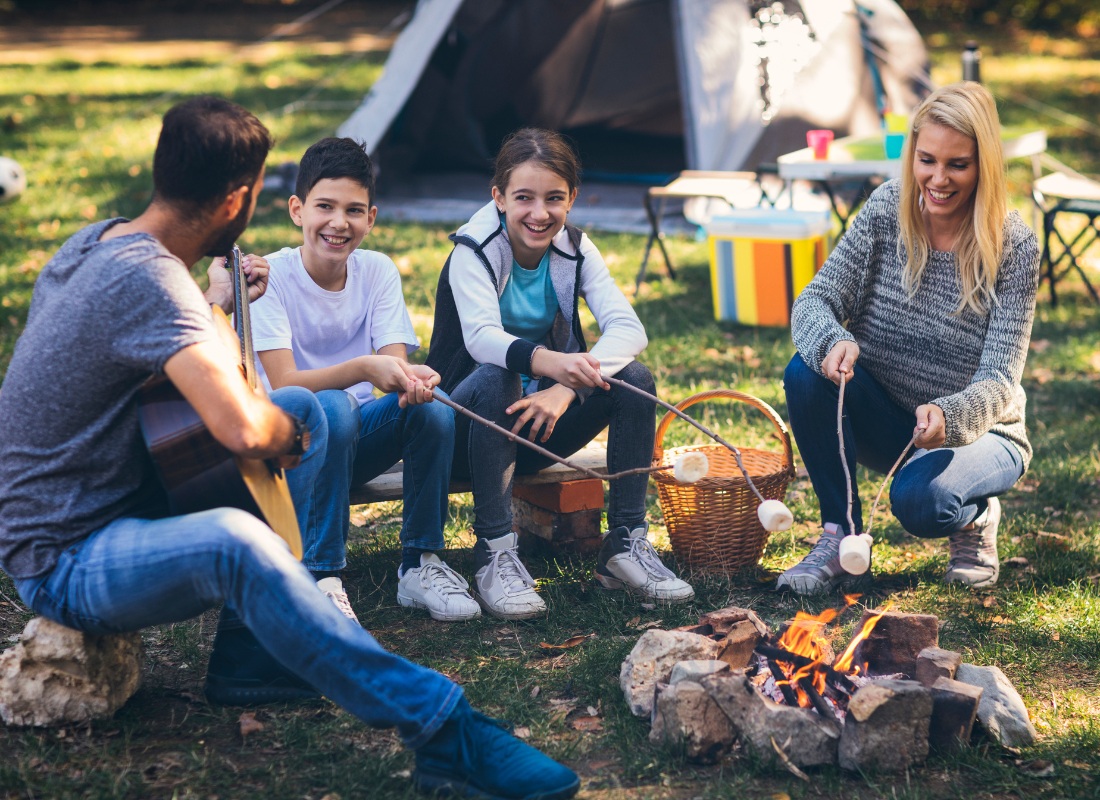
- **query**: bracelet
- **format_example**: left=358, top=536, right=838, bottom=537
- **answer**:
left=529, top=345, right=545, bottom=379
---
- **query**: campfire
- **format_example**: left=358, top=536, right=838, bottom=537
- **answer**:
left=748, top=594, right=883, bottom=723
left=621, top=601, right=1039, bottom=774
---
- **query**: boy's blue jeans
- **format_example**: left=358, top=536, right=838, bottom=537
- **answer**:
left=13, top=386, right=461, bottom=746
left=783, top=354, right=1024, bottom=537
left=293, top=390, right=455, bottom=572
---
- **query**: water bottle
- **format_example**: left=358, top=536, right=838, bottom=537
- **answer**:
left=962, top=40, right=981, bottom=83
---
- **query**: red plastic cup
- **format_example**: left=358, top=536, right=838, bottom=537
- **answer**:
left=806, top=129, right=834, bottom=160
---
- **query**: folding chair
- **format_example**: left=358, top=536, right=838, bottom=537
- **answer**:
left=636, top=168, right=785, bottom=291
left=1032, top=164, right=1100, bottom=305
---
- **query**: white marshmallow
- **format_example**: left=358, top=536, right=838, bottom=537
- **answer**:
left=757, top=499, right=794, bottom=532
left=672, top=451, right=709, bottom=483
left=838, top=533, right=874, bottom=575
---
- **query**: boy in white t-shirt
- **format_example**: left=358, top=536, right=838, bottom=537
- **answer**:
left=251, top=138, right=480, bottom=623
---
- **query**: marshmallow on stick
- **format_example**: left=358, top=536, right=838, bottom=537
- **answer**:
left=839, top=533, right=874, bottom=575
left=757, top=499, right=794, bottom=532
left=672, top=451, right=709, bottom=483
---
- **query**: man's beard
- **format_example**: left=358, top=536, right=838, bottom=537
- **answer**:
left=204, top=196, right=251, bottom=259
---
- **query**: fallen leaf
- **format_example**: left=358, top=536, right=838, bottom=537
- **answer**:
left=772, top=794, right=792, bottom=800
left=1028, top=367, right=1054, bottom=384
left=539, top=634, right=594, bottom=651
left=1035, top=531, right=1070, bottom=550
left=530, top=686, right=541, bottom=699
left=586, top=705, right=599, bottom=716
left=238, top=712, right=264, bottom=739
left=981, top=595, right=998, bottom=608
left=349, top=512, right=367, bottom=527
left=1029, top=339, right=1051, bottom=353
left=513, top=726, right=532, bottom=739
left=1004, top=556, right=1030, bottom=568
left=1015, top=758, right=1055, bottom=777
left=1051, top=631, right=1061, bottom=641
left=626, top=616, right=640, bottom=628
left=639, top=603, right=657, bottom=611
left=637, top=620, right=663, bottom=630
left=571, top=715, right=603, bottom=732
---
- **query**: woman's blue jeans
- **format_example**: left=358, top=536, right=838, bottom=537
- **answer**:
left=293, top=389, right=455, bottom=572
left=13, top=386, right=460, bottom=747
left=450, top=362, right=656, bottom=539
left=783, top=354, right=1024, bottom=538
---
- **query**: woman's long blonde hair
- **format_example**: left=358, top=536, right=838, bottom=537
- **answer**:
left=897, top=82, right=1006, bottom=315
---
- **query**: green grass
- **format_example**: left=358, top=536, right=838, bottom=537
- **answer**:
left=2, top=10, right=1100, bottom=800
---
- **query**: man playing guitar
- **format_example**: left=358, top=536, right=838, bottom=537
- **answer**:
left=0, top=97, right=578, bottom=800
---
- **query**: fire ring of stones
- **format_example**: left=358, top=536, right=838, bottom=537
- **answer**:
left=621, top=603, right=1038, bottom=771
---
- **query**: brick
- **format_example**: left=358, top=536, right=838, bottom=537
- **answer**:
left=511, top=478, right=604, bottom=513
left=513, top=497, right=602, bottom=556
left=853, top=612, right=939, bottom=678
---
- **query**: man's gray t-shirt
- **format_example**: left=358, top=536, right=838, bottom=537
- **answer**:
left=0, top=219, right=216, bottom=580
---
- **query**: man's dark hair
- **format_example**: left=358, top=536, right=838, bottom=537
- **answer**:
left=152, top=96, right=273, bottom=210
left=294, top=137, right=375, bottom=204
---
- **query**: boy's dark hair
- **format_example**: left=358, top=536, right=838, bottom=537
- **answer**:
left=295, top=137, right=375, bottom=203
left=491, top=128, right=581, bottom=196
left=153, top=96, right=273, bottom=210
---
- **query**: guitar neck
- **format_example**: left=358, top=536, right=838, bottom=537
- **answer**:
left=229, top=246, right=258, bottom=389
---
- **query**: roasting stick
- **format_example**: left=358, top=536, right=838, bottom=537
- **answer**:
left=836, top=371, right=916, bottom=574
left=601, top=374, right=794, bottom=531
left=430, top=392, right=707, bottom=483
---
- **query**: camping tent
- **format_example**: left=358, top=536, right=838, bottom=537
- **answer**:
left=339, top=0, right=929, bottom=184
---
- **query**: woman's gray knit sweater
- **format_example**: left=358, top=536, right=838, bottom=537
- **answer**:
left=791, top=180, right=1040, bottom=469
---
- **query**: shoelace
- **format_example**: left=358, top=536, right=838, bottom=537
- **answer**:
left=798, top=535, right=842, bottom=568
left=487, top=547, right=536, bottom=594
left=419, top=561, right=471, bottom=597
left=628, top=536, right=677, bottom=580
left=949, top=529, right=990, bottom=567
left=324, top=588, right=358, bottom=620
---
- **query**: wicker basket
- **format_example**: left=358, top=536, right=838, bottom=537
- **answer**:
left=652, top=389, right=794, bottom=574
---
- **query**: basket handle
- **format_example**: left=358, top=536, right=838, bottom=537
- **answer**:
left=652, top=389, right=793, bottom=472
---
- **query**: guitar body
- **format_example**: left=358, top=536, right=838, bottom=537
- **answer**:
left=138, top=254, right=303, bottom=559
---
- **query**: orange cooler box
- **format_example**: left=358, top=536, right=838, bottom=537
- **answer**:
left=707, top=209, right=831, bottom=326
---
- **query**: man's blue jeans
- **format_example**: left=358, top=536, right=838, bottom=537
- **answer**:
left=294, top=390, right=455, bottom=572
left=13, top=386, right=461, bottom=747
left=783, top=354, right=1025, bottom=538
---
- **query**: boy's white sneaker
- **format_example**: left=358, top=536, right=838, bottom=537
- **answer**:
left=397, top=553, right=481, bottom=622
left=473, top=533, right=547, bottom=620
left=317, top=576, right=361, bottom=624
left=595, top=523, right=695, bottom=603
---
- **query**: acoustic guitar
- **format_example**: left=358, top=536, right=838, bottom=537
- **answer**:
left=138, top=246, right=304, bottom=559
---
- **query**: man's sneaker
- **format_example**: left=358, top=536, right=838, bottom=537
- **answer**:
left=473, top=533, right=547, bottom=620
left=595, top=523, right=695, bottom=603
left=776, top=523, right=861, bottom=595
left=317, top=576, right=360, bottom=624
left=414, top=696, right=579, bottom=800
left=398, top=553, right=481, bottom=622
left=945, top=496, right=1000, bottom=588
left=204, top=619, right=321, bottom=706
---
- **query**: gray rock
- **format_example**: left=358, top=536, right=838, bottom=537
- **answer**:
left=838, top=679, right=932, bottom=772
left=955, top=664, right=1038, bottom=748
left=916, top=646, right=962, bottom=687
left=649, top=680, right=736, bottom=763
left=716, top=620, right=764, bottom=669
left=620, top=630, right=721, bottom=717
left=669, top=660, right=730, bottom=686
left=702, top=671, right=840, bottom=769
left=698, top=606, right=770, bottom=638
left=0, top=617, right=143, bottom=727
left=929, top=676, right=983, bottom=751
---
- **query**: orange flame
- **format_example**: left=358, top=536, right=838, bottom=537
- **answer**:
left=834, top=610, right=884, bottom=674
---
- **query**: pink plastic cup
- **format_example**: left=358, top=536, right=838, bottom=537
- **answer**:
left=806, top=129, right=834, bottom=160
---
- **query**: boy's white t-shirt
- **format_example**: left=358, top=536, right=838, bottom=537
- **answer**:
left=250, top=246, right=419, bottom=406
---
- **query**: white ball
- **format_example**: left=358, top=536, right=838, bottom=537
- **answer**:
left=0, top=157, right=26, bottom=204
left=838, top=532, right=874, bottom=575
left=672, top=451, right=709, bottom=483
left=757, top=499, right=794, bottom=532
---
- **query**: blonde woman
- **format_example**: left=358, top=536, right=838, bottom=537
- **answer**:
left=777, top=82, right=1040, bottom=595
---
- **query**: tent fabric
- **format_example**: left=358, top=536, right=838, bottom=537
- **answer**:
left=338, top=0, right=928, bottom=180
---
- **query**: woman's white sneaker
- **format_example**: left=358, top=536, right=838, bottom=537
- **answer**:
left=397, top=553, right=481, bottom=622
left=473, top=533, right=547, bottom=620
left=317, top=576, right=361, bottom=624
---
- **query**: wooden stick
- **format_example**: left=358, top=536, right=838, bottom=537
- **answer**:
left=602, top=375, right=767, bottom=503
left=430, top=393, right=674, bottom=482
